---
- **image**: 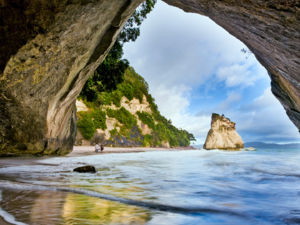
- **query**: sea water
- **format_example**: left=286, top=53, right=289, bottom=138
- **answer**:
left=0, top=148, right=299, bottom=225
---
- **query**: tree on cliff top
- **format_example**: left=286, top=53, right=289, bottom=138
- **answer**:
left=80, top=0, right=156, bottom=101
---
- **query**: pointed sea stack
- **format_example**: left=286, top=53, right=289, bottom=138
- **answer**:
left=204, top=113, right=244, bottom=150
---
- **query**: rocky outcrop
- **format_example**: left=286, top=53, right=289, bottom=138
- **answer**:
left=0, top=0, right=299, bottom=155
left=204, top=113, right=244, bottom=150
left=0, top=0, right=143, bottom=155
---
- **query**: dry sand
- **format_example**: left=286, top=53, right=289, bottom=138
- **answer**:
left=68, top=146, right=196, bottom=157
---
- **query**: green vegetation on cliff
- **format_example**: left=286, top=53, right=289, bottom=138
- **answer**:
left=77, top=109, right=107, bottom=140
left=80, top=0, right=156, bottom=102
left=77, top=0, right=195, bottom=147
left=77, top=67, right=195, bottom=147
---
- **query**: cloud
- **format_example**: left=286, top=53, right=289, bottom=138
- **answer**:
left=150, top=84, right=190, bottom=118
left=215, top=57, right=266, bottom=88
left=222, top=88, right=300, bottom=142
left=123, top=0, right=300, bottom=143
left=150, top=84, right=211, bottom=144
left=124, top=1, right=254, bottom=88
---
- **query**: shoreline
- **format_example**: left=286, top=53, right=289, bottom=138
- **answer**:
left=67, top=146, right=197, bottom=157
left=0, top=146, right=198, bottom=167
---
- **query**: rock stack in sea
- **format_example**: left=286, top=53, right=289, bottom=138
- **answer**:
left=204, top=113, right=244, bottom=150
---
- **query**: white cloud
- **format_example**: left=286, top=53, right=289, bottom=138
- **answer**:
left=123, top=0, right=300, bottom=143
left=150, top=84, right=210, bottom=144
left=151, top=84, right=190, bottom=118
left=216, top=56, right=266, bottom=88
left=228, top=88, right=300, bottom=142
left=124, top=1, right=256, bottom=88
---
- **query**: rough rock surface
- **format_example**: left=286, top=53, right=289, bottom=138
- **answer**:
left=73, top=165, right=96, bottom=173
left=204, top=113, right=244, bottom=150
left=0, top=0, right=299, bottom=155
left=0, top=0, right=143, bottom=155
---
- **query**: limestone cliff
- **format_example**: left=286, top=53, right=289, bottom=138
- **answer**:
left=75, top=67, right=193, bottom=148
left=0, top=0, right=143, bottom=155
left=204, top=113, right=244, bottom=150
left=0, top=0, right=299, bottom=155
left=76, top=96, right=157, bottom=147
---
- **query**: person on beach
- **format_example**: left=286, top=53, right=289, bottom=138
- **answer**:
left=100, top=144, right=104, bottom=152
left=95, top=143, right=100, bottom=153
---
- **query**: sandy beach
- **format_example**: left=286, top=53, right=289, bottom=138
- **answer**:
left=68, top=146, right=197, bottom=157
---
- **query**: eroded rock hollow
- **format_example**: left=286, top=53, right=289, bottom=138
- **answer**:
left=0, top=0, right=143, bottom=155
left=0, top=0, right=299, bottom=155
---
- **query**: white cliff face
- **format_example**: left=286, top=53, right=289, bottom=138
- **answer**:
left=204, top=113, right=244, bottom=150
left=100, top=95, right=153, bottom=137
left=75, top=95, right=164, bottom=146
left=76, top=100, right=89, bottom=112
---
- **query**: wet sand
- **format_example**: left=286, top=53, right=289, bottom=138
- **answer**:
left=0, top=216, right=12, bottom=225
left=68, top=146, right=196, bottom=157
left=0, top=146, right=197, bottom=224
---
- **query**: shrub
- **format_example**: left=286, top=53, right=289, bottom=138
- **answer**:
left=92, top=109, right=106, bottom=130
left=137, top=111, right=155, bottom=129
left=154, top=123, right=168, bottom=142
left=106, top=107, right=137, bottom=129
left=109, top=128, right=118, bottom=137
left=119, top=82, right=134, bottom=101
left=133, top=88, right=144, bottom=103
left=97, top=92, right=112, bottom=105
left=77, top=112, right=96, bottom=140
left=119, top=126, right=129, bottom=138
left=111, top=90, right=122, bottom=107
left=143, top=134, right=153, bottom=147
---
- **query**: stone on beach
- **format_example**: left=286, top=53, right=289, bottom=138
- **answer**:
left=73, top=165, right=96, bottom=173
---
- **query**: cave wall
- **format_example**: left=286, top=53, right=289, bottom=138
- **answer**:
left=0, top=0, right=143, bottom=155
left=0, top=0, right=299, bottom=155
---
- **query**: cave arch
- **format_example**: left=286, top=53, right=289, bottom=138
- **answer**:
left=0, top=0, right=299, bottom=155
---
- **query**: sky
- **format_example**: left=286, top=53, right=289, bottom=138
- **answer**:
left=123, top=0, right=300, bottom=144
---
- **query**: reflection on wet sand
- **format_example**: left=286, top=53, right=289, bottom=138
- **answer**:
left=30, top=192, right=67, bottom=225
left=62, top=193, right=152, bottom=225
left=0, top=190, right=67, bottom=225
left=0, top=189, right=152, bottom=225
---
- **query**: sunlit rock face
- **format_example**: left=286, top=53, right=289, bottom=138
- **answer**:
left=0, top=0, right=143, bottom=155
left=0, top=0, right=299, bottom=155
left=204, top=113, right=244, bottom=150
left=163, top=0, right=300, bottom=131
